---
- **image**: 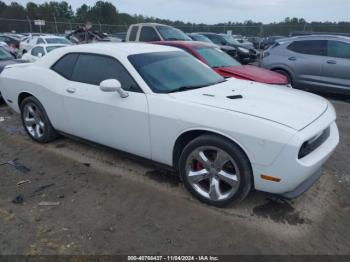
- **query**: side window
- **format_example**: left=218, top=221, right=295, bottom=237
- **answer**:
left=327, top=41, right=350, bottom=59
left=71, top=54, right=141, bottom=92
left=287, top=40, right=327, bottom=56
left=207, top=35, right=222, bottom=45
left=139, top=26, right=160, bottom=42
left=51, top=53, right=79, bottom=79
left=37, top=38, right=45, bottom=44
left=31, top=46, right=44, bottom=56
left=129, top=26, right=138, bottom=41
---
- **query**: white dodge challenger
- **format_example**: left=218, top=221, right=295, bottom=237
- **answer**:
left=0, top=43, right=339, bottom=206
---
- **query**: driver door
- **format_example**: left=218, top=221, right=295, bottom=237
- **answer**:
left=62, top=53, right=151, bottom=159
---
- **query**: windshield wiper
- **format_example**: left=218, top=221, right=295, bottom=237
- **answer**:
left=168, top=85, right=204, bottom=93
left=168, top=80, right=226, bottom=93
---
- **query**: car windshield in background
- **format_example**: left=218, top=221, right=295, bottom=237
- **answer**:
left=156, top=26, right=192, bottom=41
left=0, top=47, right=13, bottom=60
left=46, top=46, right=65, bottom=53
left=191, top=34, right=212, bottom=43
left=128, top=51, right=224, bottom=93
left=195, top=47, right=241, bottom=68
left=222, top=35, right=241, bottom=46
left=45, top=38, right=71, bottom=44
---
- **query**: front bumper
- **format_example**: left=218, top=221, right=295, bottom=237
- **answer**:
left=252, top=103, right=339, bottom=196
left=282, top=168, right=323, bottom=199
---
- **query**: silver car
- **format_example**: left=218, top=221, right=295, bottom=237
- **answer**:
left=260, top=35, right=350, bottom=95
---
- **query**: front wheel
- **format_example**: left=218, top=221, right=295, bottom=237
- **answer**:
left=20, top=96, right=59, bottom=143
left=179, top=135, right=253, bottom=207
left=274, top=69, right=293, bottom=85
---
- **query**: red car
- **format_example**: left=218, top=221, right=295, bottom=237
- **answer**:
left=154, top=41, right=288, bottom=85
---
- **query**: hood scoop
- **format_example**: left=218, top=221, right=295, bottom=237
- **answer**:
left=227, top=95, right=243, bottom=100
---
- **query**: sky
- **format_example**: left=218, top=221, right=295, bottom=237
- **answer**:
left=3, top=0, right=350, bottom=24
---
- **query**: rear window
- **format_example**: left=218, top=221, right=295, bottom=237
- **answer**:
left=287, top=40, right=327, bottom=56
left=51, top=53, right=79, bottom=79
left=129, top=26, right=138, bottom=41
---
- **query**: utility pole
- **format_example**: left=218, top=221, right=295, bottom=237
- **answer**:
left=54, top=15, right=58, bottom=34
left=27, top=16, right=32, bottom=33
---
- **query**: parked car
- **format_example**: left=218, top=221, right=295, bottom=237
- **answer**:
left=248, top=37, right=263, bottom=49
left=188, top=33, right=237, bottom=58
left=0, top=46, right=27, bottom=101
left=126, top=23, right=192, bottom=42
left=0, top=34, right=20, bottom=56
left=260, top=36, right=285, bottom=50
left=109, top=32, right=127, bottom=42
left=66, top=28, right=113, bottom=44
left=154, top=41, right=287, bottom=85
left=0, top=43, right=339, bottom=206
left=261, top=35, right=350, bottom=94
left=196, top=32, right=258, bottom=64
left=20, top=35, right=72, bottom=54
left=232, top=36, right=254, bottom=49
left=22, top=44, right=69, bottom=62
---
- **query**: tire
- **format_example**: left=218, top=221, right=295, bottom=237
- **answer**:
left=20, top=96, right=59, bottom=143
left=179, top=134, right=253, bottom=207
left=274, top=69, right=293, bottom=85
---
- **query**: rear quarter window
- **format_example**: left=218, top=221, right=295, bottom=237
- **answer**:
left=51, top=53, right=79, bottom=79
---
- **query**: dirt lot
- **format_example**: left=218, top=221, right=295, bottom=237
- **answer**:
left=0, top=95, right=349, bottom=255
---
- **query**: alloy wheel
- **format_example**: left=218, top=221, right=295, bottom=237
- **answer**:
left=185, top=146, right=241, bottom=202
left=23, top=102, right=46, bottom=139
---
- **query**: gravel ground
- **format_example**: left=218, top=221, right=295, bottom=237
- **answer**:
left=0, top=95, right=349, bottom=255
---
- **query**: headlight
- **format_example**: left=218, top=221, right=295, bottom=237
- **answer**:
left=238, top=47, right=249, bottom=53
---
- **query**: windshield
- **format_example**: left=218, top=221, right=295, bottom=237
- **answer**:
left=0, top=47, right=14, bottom=60
left=194, top=47, right=241, bottom=68
left=156, top=26, right=192, bottom=41
left=222, top=35, right=241, bottom=46
left=46, top=45, right=65, bottom=53
left=128, top=51, right=224, bottom=93
left=191, top=34, right=212, bottom=43
left=45, top=38, right=71, bottom=44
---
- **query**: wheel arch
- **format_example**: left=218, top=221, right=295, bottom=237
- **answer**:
left=270, top=66, right=295, bottom=81
left=172, top=128, right=252, bottom=171
left=18, top=92, right=35, bottom=108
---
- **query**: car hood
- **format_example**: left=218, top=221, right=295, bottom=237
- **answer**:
left=217, top=65, right=288, bottom=84
left=169, top=78, right=328, bottom=131
left=0, top=59, right=27, bottom=73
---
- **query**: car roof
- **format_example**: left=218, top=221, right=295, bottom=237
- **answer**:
left=33, top=44, right=69, bottom=48
left=130, top=23, right=171, bottom=27
left=154, top=40, right=217, bottom=48
left=53, top=42, right=179, bottom=55
left=194, top=32, right=219, bottom=35
left=278, top=35, right=350, bottom=43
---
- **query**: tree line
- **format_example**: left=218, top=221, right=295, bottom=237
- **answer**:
left=0, top=1, right=349, bottom=36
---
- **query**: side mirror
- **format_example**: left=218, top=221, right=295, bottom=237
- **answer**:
left=38, top=53, right=43, bottom=57
left=100, top=79, right=129, bottom=98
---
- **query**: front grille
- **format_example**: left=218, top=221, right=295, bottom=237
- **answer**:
left=298, top=127, right=330, bottom=159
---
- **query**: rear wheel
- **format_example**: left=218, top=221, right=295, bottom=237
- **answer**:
left=179, top=135, right=253, bottom=207
left=20, top=96, right=58, bottom=143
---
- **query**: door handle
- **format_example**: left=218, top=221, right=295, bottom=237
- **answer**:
left=326, top=60, right=337, bottom=65
left=66, top=88, right=76, bottom=94
left=288, top=57, right=296, bottom=61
